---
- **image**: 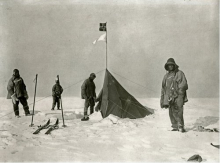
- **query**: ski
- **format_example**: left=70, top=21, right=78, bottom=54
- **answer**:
left=45, top=118, right=59, bottom=135
left=211, top=143, right=219, bottom=149
left=33, top=119, right=50, bottom=134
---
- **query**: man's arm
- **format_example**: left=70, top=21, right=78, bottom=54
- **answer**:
left=96, top=89, right=103, bottom=102
left=22, top=78, right=29, bottom=99
left=81, top=80, right=87, bottom=99
left=176, top=71, right=188, bottom=94
left=52, top=85, right=56, bottom=96
left=60, top=85, right=63, bottom=94
left=94, top=84, right=96, bottom=98
left=161, top=74, right=167, bottom=96
left=7, top=79, right=14, bottom=96
left=21, top=78, right=27, bottom=91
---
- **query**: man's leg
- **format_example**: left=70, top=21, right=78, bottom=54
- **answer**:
left=169, top=105, right=178, bottom=130
left=19, top=97, right=30, bottom=115
left=52, top=96, right=56, bottom=110
left=89, top=98, right=95, bottom=115
left=81, top=99, right=89, bottom=121
left=90, top=106, right=94, bottom=115
left=84, top=99, right=89, bottom=117
left=180, top=109, right=184, bottom=126
left=57, top=97, right=61, bottom=110
left=95, top=101, right=101, bottom=112
left=172, top=95, right=185, bottom=131
left=12, top=100, right=19, bottom=116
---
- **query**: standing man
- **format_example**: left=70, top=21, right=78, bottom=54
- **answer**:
left=7, top=69, right=31, bottom=118
left=161, top=58, right=188, bottom=133
left=51, top=78, right=63, bottom=110
left=81, top=73, right=97, bottom=121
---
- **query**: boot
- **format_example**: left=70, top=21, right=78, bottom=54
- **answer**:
left=171, top=128, right=179, bottom=131
left=81, top=117, right=89, bottom=121
left=179, top=128, right=186, bottom=133
left=25, top=110, right=31, bottom=116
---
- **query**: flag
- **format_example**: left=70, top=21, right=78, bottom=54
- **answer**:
left=99, top=23, right=106, bottom=31
left=33, top=74, right=38, bottom=83
left=93, top=33, right=106, bottom=44
left=33, top=77, right=36, bottom=83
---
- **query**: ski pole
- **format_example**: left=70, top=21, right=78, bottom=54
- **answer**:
left=30, top=74, right=38, bottom=127
left=57, top=75, right=66, bottom=127
left=60, top=98, right=66, bottom=127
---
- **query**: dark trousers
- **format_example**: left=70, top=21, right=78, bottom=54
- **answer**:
left=52, top=96, right=60, bottom=109
left=169, top=95, right=185, bottom=129
left=13, top=97, right=30, bottom=116
left=84, top=98, right=95, bottom=116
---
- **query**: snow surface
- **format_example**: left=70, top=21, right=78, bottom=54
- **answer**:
left=0, top=97, right=219, bottom=162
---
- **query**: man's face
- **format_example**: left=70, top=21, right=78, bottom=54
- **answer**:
left=90, top=76, right=96, bottom=81
left=13, top=71, right=19, bottom=77
left=168, top=64, right=174, bottom=71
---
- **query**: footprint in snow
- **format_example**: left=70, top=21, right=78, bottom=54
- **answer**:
left=2, top=137, right=16, bottom=145
left=160, top=148, right=175, bottom=154
left=141, top=139, right=151, bottom=144
left=122, top=132, right=130, bottom=136
left=97, top=139, right=113, bottom=145
left=87, top=134, right=96, bottom=138
left=11, top=150, right=18, bottom=154
left=73, top=152, right=87, bottom=157
left=125, top=137, right=136, bottom=142
left=165, top=144, right=176, bottom=148
left=100, top=135, right=109, bottom=139
left=67, top=139, right=78, bottom=143
left=118, top=145, right=134, bottom=151
left=142, top=144, right=151, bottom=148
left=22, top=132, right=33, bottom=139
left=25, top=143, right=34, bottom=147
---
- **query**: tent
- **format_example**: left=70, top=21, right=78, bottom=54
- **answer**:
left=95, top=69, right=152, bottom=119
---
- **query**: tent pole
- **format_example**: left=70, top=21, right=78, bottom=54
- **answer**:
left=106, top=22, right=107, bottom=70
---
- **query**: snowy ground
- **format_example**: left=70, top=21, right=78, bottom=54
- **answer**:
left=0, top=97, right=219, bottom=162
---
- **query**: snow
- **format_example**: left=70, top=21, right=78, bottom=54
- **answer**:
left=0, top=97, right=219, bottom=162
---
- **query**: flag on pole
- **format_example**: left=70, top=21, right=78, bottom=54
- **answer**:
left=93, top=33, right=106, bottom=44
left=33, top=77, right=36, bottom=83
left=99, top=23, right=106, bottom=31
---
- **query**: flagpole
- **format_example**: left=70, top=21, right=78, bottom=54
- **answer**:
left=106, top=22, right=107, bottom=70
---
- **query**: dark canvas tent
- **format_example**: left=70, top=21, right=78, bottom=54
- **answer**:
left=96, top=69, right=152, bottom=119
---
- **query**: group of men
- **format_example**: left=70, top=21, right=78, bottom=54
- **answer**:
left=6, top=69, right=97, bottom=121
left=7, top=58, right=188, bottom=132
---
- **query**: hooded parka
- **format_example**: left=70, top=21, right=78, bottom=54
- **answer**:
left=161, top=58, right=188, bottom=130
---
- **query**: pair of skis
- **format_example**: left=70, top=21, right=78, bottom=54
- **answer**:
left=33, top=118, right=59, bottom=135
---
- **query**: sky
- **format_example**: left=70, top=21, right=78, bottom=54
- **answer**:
left=0, top=0, right=218, bottom=98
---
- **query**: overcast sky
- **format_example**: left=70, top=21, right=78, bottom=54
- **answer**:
left=0, top=0, right=218, bottom=98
